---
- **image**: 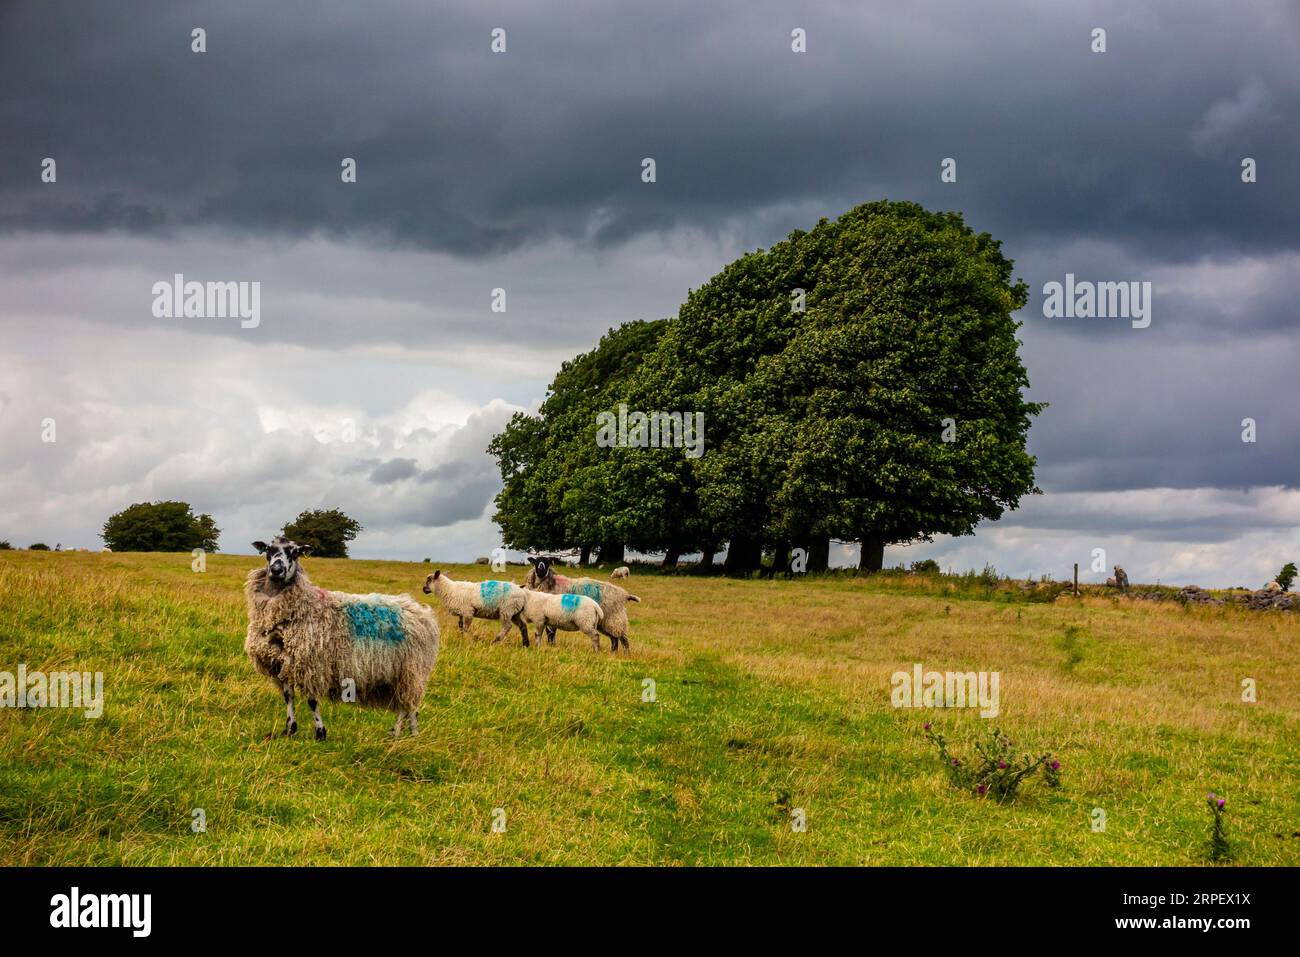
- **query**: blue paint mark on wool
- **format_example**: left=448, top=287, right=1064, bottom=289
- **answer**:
left=560, top=593, right=582, bottom=612
left=344, top=601, right=405, bottom=642
left=479, top=580, right=508, bottom=609
left=570, top=582, right=603, bottom=603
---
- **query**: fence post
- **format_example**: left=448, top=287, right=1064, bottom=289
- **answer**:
left=1073, top=563, right=1079, bottom=597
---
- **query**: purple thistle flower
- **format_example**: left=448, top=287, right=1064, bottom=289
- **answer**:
left=1208, top=792, right=1217, bottom=801
left=1050, top=760, right=1060, bottom=771
left=998, top=761, right=1008, bottom=769
left=976, top=785, right=987, bottom=795
left=952, top=758, right=960, bottom=766
left=1218, top=798, right=1226, bottom=809
left=923, top=723, right=931, bottom=731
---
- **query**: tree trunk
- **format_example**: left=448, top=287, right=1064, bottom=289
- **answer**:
left=579, top=544, right=591, bottom=566
left=662, top=547, right=680, bottom=569
left=806, top=534, right=831, bottom=573
left=697, top=547, right=716, bottom=570
left=724, top=534, right=763, bottom=575
left=858, top=534, right=885, bottom=572
left=771, top=540, right=791, bottom=578
left=599, top=541, right=625, bottom=565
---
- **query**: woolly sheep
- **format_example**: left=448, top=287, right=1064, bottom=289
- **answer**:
left=524, top=557, right=640, bottom=651
left=422, top=570, right=529, bottom=646
left=521, top=589, right=605, bottom=652
left=611, top=566, right=630, bottom=580
left=244, top=537, right=440, bottom=739
left=1266, top=580, right=1282, bottom=593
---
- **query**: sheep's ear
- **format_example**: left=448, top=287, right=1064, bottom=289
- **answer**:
left=433, top=570, right=441, bottom=580
left=252, top=541, right=268, bottom=554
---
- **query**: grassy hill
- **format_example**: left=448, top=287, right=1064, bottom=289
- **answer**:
left=1, top=549, right=1297, bottom=865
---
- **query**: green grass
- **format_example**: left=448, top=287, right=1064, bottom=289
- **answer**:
left=1, top=550, right=1297, bottom=865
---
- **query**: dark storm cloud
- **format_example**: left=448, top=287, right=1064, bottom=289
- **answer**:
left=2, top=0, right=1297, bottom=262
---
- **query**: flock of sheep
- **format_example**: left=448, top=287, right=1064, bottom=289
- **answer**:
left=243, top=539, right=639, bottom=739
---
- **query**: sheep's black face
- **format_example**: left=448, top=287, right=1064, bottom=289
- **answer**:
left=533, top=558, right=550, bottom=582
left=253, top=537, right=311, bottom=583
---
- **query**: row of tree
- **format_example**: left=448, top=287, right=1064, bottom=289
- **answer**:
left=488, top=200, right=1044, bottom=572
left=95, top=502, right=362, bottom=557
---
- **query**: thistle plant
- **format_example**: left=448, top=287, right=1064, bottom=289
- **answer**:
left=1206, top=792, right=1231, bottom=861
left=924, top=724, right=1061, bottom=802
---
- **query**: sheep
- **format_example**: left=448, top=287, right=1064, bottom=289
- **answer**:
left=422, top=570, right=529, bottom=646
left=520, top=589, right=605, bottom=652
left=1266, top=580, right=1282, bottom=593
left=524, top=557, right=640, bottom=651
left=244, top=537, right=440, bottom=739
left=611, top=566, right=630, bottom=580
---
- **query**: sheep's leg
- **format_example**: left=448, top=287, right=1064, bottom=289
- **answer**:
left=515, top=612, right=530, bottom=647
left=546, top=625, right=557, bottom=646
left=308, top=698, right=326, bottom=741
left=588, top=627, right=601, bottom=652
left=282, top=686, right=297, bottom=737
left=391, top=712, right=406, bottom=738
left=407, top=710, right=419, bottom=736
left=459, top=616, right=471, bottom=634
left=493, top=617, right=510, bottom=643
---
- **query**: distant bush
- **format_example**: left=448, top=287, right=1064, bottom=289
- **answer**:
left=910, top=559, right=941, bottom=574
left=281, top=508, right=360, bottom=559
left=1275, top=562, right=1296, bottom=591
left=29, top=543, right=50, bottom=551
left=0, top=540, right=11, bottom=550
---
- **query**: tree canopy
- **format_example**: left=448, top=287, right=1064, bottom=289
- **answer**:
left=488, top=200, right=1042, bottom=572
left=101, top=501, right=221, bottom=553
left=281, top=508, right=362, bottom=559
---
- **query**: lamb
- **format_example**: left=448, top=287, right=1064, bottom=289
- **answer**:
left=611, top=566, right=630, bottom=580
left=244, top=537, right=440, bottom=739
left=524, top=557, right=640, bottom=651
left=422, top=570, right=529, bottom=646
left=520, top=589, right=605, bottom=651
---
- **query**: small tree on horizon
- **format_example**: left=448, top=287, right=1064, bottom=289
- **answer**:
left=1275, top=562, right=1297, bottom=591
left=281, top=508, right=362, bottom=558
left=101, top=501, right=219, bottom=552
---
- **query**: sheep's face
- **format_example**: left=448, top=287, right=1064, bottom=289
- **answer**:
left=422, top=570, right=442, bottom=594
left=253, top=537, right=311, bottom=583
left=532, top=558, right=552, bottom=584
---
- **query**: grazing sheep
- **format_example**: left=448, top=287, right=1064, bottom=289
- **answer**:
left=521, top=589, right=605, bottom=652
left=611, top=566, right=630, bottom=580
left=422, top=570, right=529, bottom=646
left=244, top=537, right=440, bottom=739
left=524, top=557, right=640, bottom=651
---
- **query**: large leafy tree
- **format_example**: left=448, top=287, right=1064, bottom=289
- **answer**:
left=489, top=319, right=669, bottom=560
left=633, top=200, right=1041, bottom=570
left=101, top=501, right=220, bottom=552
left=488, top=200, right=1041, bottom=573
left=281, top=508, right=361, bottom=558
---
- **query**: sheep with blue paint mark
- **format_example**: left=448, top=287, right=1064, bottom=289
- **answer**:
left=422, top=570, right=529, bottom=646
left=520, top=589, right=605, bottom=652
left=244, top=537, right=440, bottom=739
left=524, top=558, right=640, bottom=651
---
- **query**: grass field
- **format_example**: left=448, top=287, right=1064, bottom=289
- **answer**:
left=1, top=549, right=1297, bottom=866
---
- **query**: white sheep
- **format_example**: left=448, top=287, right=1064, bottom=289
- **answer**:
left=1266, top=580, right=1282, bottom=593
left=244, top=537, right=440, bottom=739
left=422, top=570, right=530, bottom=645
left=611, top=566, right=630, bottom=580
left=525, top=558, right=640, bottom=651
left=521, top=589, right=605, bottom=651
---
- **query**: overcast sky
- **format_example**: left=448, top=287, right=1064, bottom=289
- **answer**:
left=2, top=0, right=1297, bottom=585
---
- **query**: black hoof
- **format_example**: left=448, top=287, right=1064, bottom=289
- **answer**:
left=315, top=726, right=327, bottom=741
left=283, top=721, right=297, bottom=737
